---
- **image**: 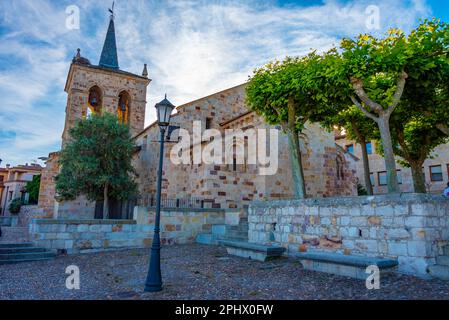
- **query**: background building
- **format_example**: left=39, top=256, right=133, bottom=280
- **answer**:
left=134, top=84, right=357, bottom=210
left=0, top=163, right=42, bottom=215
left=335, top=135, right=449, bottom=194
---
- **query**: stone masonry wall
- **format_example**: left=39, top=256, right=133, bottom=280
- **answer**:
left=248, top=194, right=449, bottom=277
left=134, top=84, right=357, bottom=210
left=63, top=64, right=150, bottom=141
left=30, top=208, right=225, bottom=254
left=37, top=152, right=95, bottom=220
left=37, top=152, right=60, bottom=217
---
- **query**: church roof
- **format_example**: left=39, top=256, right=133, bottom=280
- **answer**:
left=99, top=16, right=119, bottom=70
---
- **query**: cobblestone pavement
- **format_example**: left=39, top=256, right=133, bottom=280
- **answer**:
left=1, top=244, right=448, bottom=300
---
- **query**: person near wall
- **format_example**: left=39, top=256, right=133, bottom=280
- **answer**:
left=443, top=182, right=449, bottom=197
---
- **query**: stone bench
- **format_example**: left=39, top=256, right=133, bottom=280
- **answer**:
left=296, top=251, right=398, bottom=280
left=219, top=240, right=285, bottom=262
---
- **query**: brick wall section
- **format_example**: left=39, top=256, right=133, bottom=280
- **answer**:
left=37, top=152, right=60, bottom=217
left=248, top=194, right=449, bottom=277
left=37, top=152, right=95, bottom=219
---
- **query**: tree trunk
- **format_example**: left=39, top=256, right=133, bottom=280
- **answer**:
left=410, top=161, right=426, bottom=193
left=103, top=183, right=109, bottom=220
left=359, top=139, right=373, bottom=195
left=287, top=130, right=306, bottom=199
left=377, top=116, right=400, bottom=193
left=351, top=120, right=373, bottom=195
left=287, top=96, right=306, bottom=199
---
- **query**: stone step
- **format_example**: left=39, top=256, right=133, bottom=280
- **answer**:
left=0, top=251, right=56, bottom=261
left=0, top=257, right=55, bottom=265
left=428, top=264, right=449, bottom=280
left=196, top=233, right=218, bottom=246
left=219, top=240, right=285, bottom=262
left=0, top=247, right=48, bottom=254
left=436, top=256, right=449, bottom=267
left=224, top=232, right=248, bottom=240
left=0, top=242, right=33, bottom=248
left=220, top=235, right=248, bottom=242
left=225, top=225, right=248, bottom=233
left=0, top=227, right=29, bottom=243
left=226, top=228, right=248, bottom=235
left=211, top=225, right=226, bottom=237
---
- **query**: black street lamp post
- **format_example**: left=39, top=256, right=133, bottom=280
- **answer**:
left=144, top=95, right=175, bottom=292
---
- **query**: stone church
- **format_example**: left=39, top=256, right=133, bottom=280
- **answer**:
left=37, top=12, right=357, bottom=219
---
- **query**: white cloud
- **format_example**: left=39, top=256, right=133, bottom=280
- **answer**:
left=0, top=0, right=433, bottom=165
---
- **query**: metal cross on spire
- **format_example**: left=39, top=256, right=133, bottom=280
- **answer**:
left=108, top=1, right=115, bottom=19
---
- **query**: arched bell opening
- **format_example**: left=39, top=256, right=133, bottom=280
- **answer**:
left=118, top=91, right=131, bottom=124
left=87, top=85, right=103, bottom=118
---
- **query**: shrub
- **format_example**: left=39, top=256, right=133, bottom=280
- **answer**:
left=357, top=183, right=368, bottom=196
left=8, top=198, right=22, bottom=215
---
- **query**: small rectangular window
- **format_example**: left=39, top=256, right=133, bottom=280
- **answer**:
left=397, top=169, right=402, bottom=184
left=366, top=142, right=372, bottom=155
left=205, top=117, right=212, bottom=130
left=378, top=171, right=387, bottom=186
left=430, top=165, right=443, bottom=181
left=370, top=172, right=374, bottom=186
left=346, top=144, right=354, bottom=154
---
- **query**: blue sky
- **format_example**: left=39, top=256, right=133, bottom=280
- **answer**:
left=0, top=0, right=446, bottom=166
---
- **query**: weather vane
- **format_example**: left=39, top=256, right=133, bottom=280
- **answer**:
left=109, top=1, right=115, bottom=19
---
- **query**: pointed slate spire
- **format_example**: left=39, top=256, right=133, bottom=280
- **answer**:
left=99, top=4, right=119, bottom=70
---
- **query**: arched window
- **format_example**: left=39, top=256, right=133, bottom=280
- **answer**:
left=336, top=155, right=345, bottom=180
left=118, top=91, right=131, bottom=124
left=87, top=86, right=103, bottom=118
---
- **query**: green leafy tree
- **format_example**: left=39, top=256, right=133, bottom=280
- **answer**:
left=322, top=106, right=378, bottom=195
left=316, top=19, right=449, bottom=193
left=339, top=30, right=409, bottom=194
left=403, top=19, right=449, bottom=137
left=55, top=113, right=138, bottom=219
left=390, top=112, right=448, bottom=193
left=378, top=19, right=449, bottom=193
left=25, top=174, right=41, bottom=204
left=246, top=53, right=342, bottom=199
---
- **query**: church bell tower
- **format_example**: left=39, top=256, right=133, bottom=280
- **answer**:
left=62, top=5, right=151, bottom=144
left=37, top=6, right=151, bottom=218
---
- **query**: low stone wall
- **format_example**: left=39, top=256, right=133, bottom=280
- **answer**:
left=29, top=208, right=227, bottom=253
left=19, top=205, right=46, bottom=227
left=133, top=207, right=226, bottom=244
left=248, top=194, right=449, bottom=277
left=29, top=219, right=149, bottom=254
